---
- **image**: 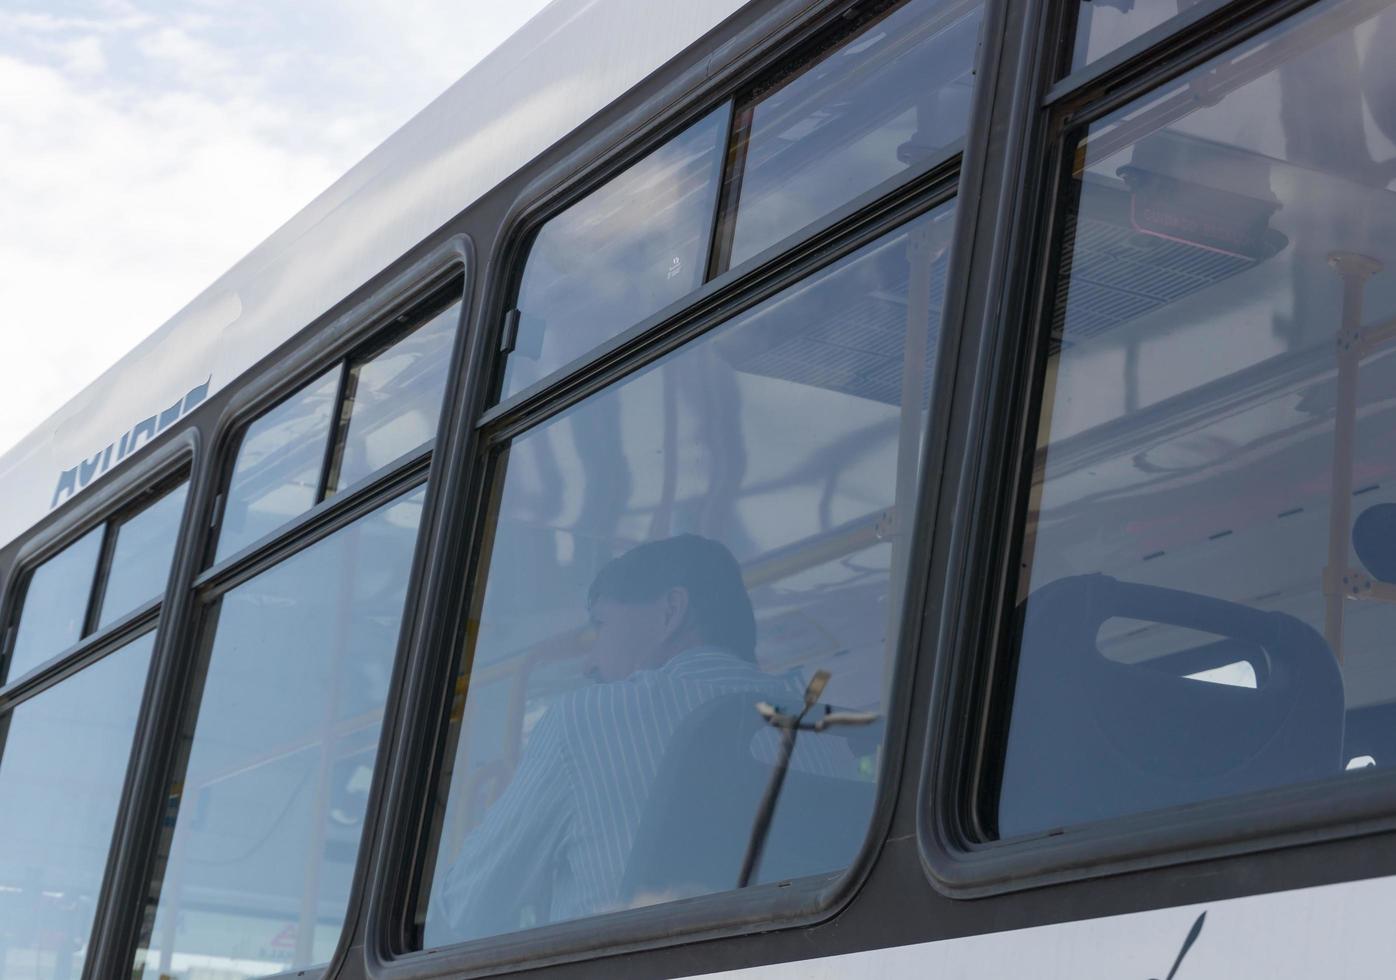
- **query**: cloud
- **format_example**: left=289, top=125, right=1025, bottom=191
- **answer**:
left=0, top=0, right=553, bottom=459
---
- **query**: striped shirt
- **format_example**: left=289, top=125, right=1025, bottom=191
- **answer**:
left=431, top=647, right=803, bottom=943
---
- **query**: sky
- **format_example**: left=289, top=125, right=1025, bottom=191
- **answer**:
left=0, top=0, right=553, bottom=458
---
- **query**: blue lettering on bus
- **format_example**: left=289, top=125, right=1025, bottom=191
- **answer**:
left=50, top=377, right=211, bottom=510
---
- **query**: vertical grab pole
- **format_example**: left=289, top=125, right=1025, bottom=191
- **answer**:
left=1324, top=251, right=1381, bottom=662
left=736, top=718, right=799, bottom=890
left=738, top=671, right=828, bottom=889
left=738, top=671, right=876, bottom=889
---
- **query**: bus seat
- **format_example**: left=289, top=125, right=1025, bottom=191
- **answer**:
left=620, top=691, right=880, bottom=905
left=1354, top=502, right=1396, bottom=583
left=998, top=574, right=1344, bottom=839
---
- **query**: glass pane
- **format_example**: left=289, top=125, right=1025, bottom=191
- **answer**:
left=1000, top=0, right=1396, bottom=838
left=8, top=528, right=103, bottom=682
left=134, top=486, right=425, bottom=980
left=725, top=0, right=981, bottom=269
left=421, top=204, right=956, bottom=946
left=1068, top=0, right=1225, bottom=75
left=329, top=302, right=460, bottom=494
left=0, top=632, right=153, bottom=980
left=98, top=482, right=189, bottom=629
left=216, top=368, right=340, bottom=562
left=500, top=106, right=730, bottom=400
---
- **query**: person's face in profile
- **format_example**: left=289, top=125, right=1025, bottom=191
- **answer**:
left=585, top=587, right=691, bottom=682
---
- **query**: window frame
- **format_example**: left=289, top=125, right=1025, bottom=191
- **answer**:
left=206, top=284, right=469, bottom=577
left=917, top=0, right=1396, bottom=902
left=709, top=0, right=984, bottom=277
left=1043, top=0, right=1332, bottom=113
left=2, top=525, right=105, bottom=685
left=0, top=437, right=194, bottom=700
left=483, top=0, right=978, bottom=423
left=0, top=431, right=197, bottom=980
left=1047, top=0, right=1237, bottom=95
left=322, top=306, right=466, bottom=500
left=93, top=476, right=194, bottom=634
left=90, top=237, right=474, bottom=980
left=361, top=0, right=1009, bottom=973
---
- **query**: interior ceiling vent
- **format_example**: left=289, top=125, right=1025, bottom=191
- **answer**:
left=723, top=251, right=949, bottom=407
left=1051, top=177, right=1287, bottom=350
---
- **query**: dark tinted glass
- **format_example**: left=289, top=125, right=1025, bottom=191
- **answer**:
left=7, top=528, right=103, bottom=682
left=421, top=205, right=956, bottom=946
left=724, top=0, right=981, bottom=269
left=98, top=482, right=189, bottom=628
left=500, top=106, right=730, bottom=399
left=216, top=368, right=340, bottom=561
left=1068, top=0, right=1225, bottom=75
left=134, top=487, right=425, bottom=979
left=999, top=0, right=1396, bottom=838
left=329, top=302, right=460, bottom=494
left=0, top=632, right=153, bottom=980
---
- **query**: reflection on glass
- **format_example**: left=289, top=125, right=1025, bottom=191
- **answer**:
left=216, top=369, right=340, bottom=562
left=1000, top=0, right=1396, bottom=838
left=8, top=528, right=103, bottom=682
left=500, top=106, right=730, bottom=399
left=0, top=633, right=153, bottom=980
left=1068, top=0, right=1224, bottom=74
left=98, top=482, right=189, bottom=629
left=420, top=205, right=956, bottom=947
left=329, top=303, right=460, bottom=494
left=133, top=487, right=425, bottom=980
left=725, top=0, right=981, bottom=269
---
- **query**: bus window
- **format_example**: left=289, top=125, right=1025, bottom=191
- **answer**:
left=97, top=480, right=189, bottom=629
left=133, top=485, right=426, bottom=980
left=1067, top=0, right=1226, bottom=76
left=216, top=293, right=462, bottom=563
left=500, top=106, right=730, bottom=400
left=997, top=0, right=1396, bottom=838
left=0, top=632, right=153, bottom=980
left=418, top=203, right=955, bottom=948
left=6, top=526, right=103, bottom=682
left=327, top=301, right=461, bottom=495
left=721, top=0, right=982, bottom=271
left=216, top=368, right=341, bottom=562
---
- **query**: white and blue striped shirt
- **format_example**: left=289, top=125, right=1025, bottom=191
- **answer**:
left=433, top=647, right=802, bottom=942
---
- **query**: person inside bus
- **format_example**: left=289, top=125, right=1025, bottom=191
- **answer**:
left=432, top=534, right=803, bottom=942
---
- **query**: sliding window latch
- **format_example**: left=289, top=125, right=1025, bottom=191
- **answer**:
left=499, top=308, right=522, bottom=355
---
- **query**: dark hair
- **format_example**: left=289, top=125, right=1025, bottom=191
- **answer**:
left=588, top=535, right=757, bottom=663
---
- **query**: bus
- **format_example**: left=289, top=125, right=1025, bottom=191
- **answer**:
left=2, top=0, right=1395, bottom=975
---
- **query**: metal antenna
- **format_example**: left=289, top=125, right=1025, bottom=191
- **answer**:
left=737, top=670, right=879, bottom=889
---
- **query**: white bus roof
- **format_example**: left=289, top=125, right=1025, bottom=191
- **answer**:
left=0, top=0, right=748, bottom=551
